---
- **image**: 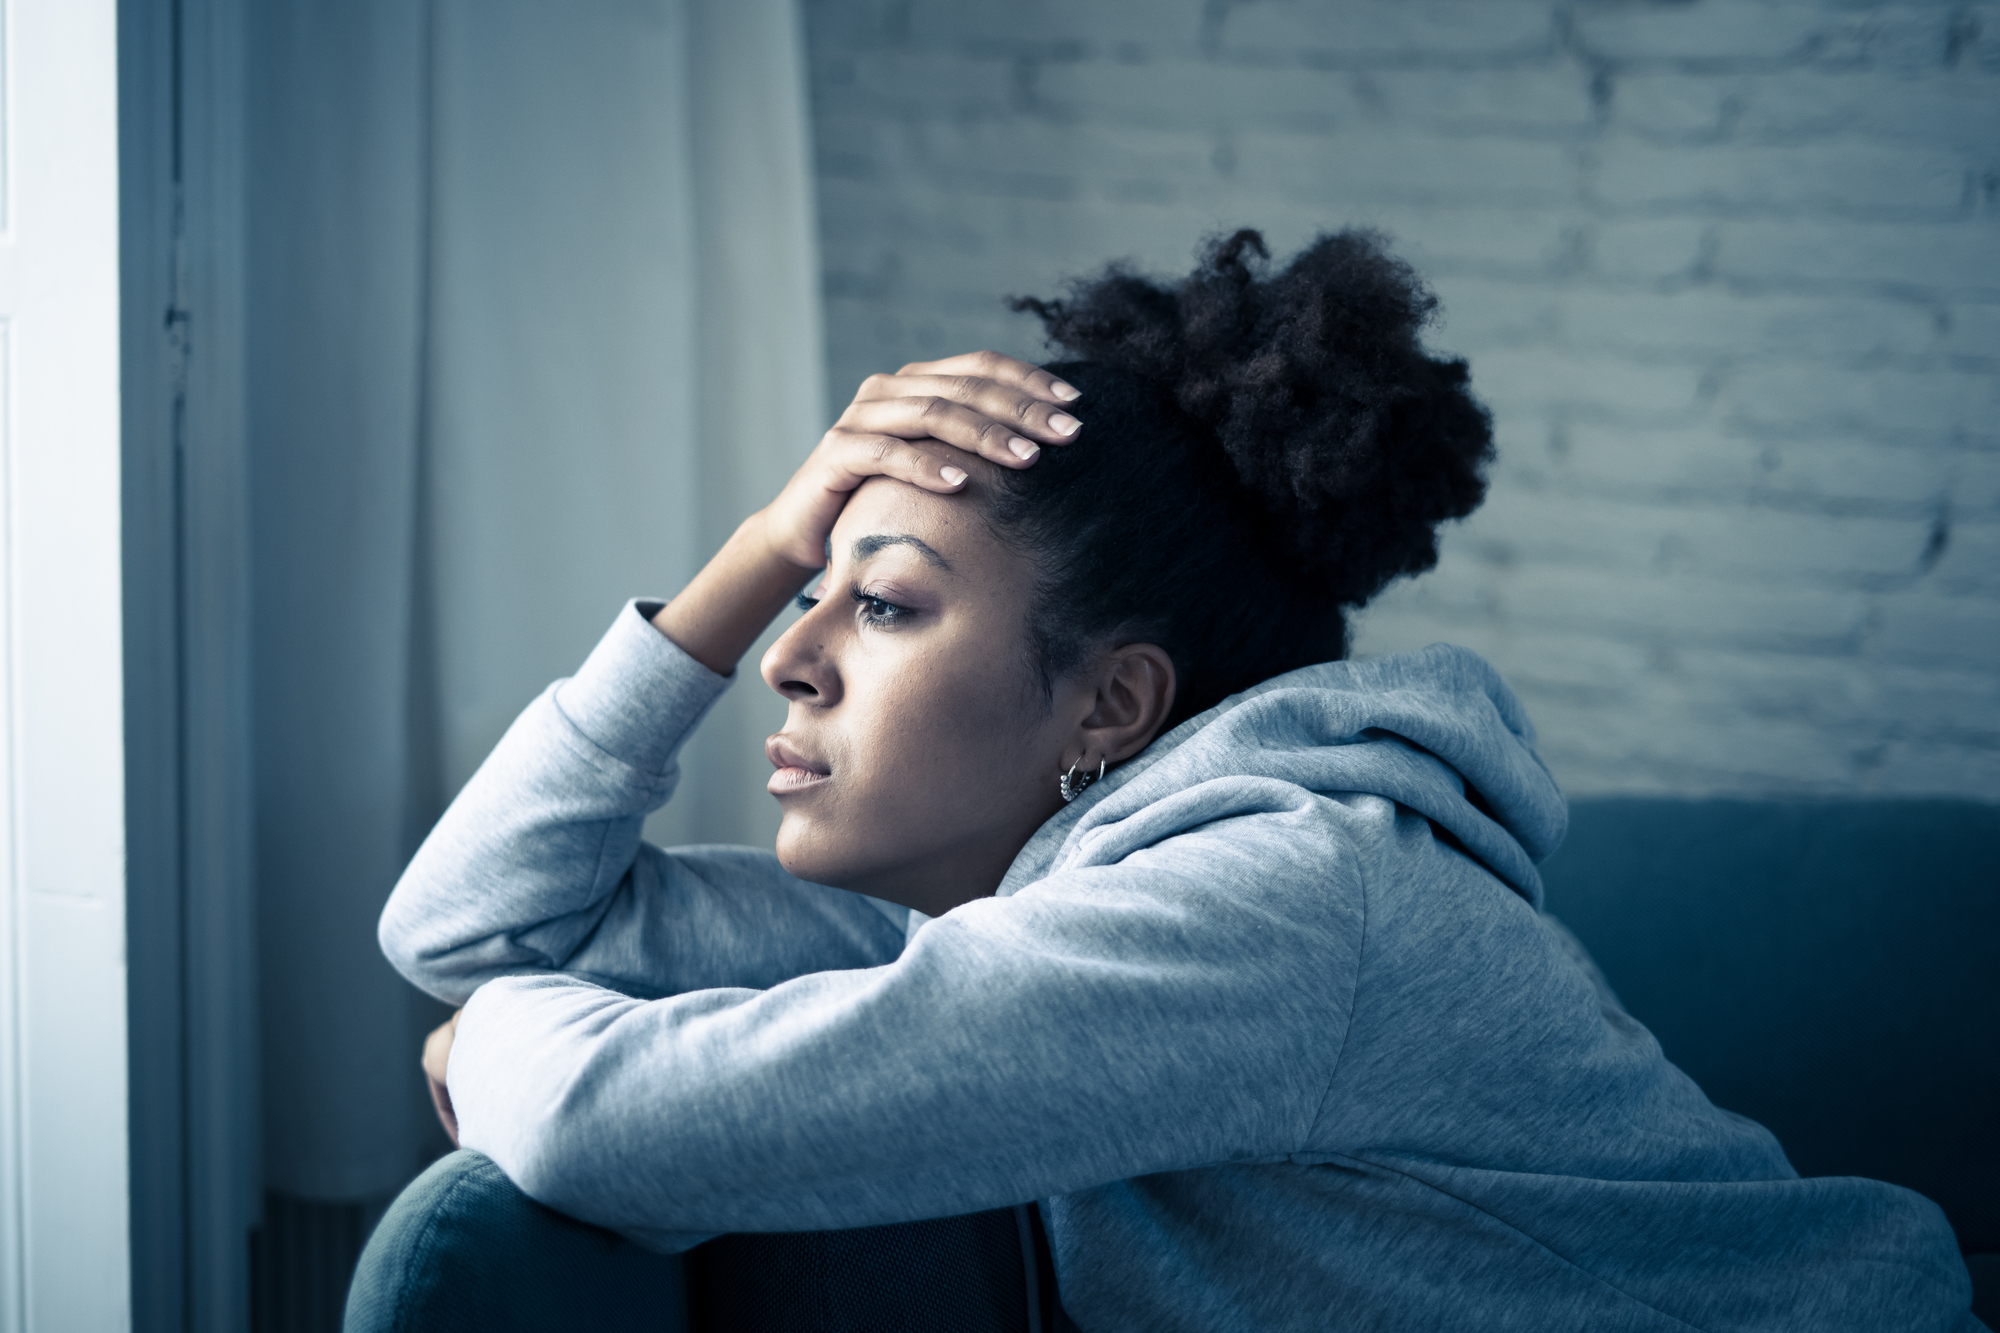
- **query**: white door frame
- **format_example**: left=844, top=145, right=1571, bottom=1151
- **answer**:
left=0, top=2, right=256, bottom=1330
left=0, top=0, right=133, bottom=1328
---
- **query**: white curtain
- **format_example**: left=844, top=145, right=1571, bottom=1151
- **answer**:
left=248, top=0, right=823, bottom=1203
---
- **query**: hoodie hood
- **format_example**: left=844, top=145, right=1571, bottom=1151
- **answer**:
left=999, top=643, right=1568, bottom=910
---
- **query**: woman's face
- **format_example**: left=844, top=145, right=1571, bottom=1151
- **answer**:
left=758, top=472, right=1085, bottom=916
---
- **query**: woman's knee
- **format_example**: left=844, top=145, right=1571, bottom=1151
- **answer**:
left=345, top=1149, right=685, bottom=1333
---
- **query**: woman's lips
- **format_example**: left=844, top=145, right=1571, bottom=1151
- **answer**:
left=767, top=766, right=831, bottom=795
left=766, top=735, right=831, bottom=795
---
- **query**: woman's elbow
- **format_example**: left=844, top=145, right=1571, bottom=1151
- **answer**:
left=377, top=893, right=475, bottom=1004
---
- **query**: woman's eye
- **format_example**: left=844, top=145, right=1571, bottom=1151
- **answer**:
left=793, top=591, right=820, bottom=613
left=850, top=589, right=910, bottom=625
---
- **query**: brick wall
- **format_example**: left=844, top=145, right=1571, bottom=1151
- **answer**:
left=803, top=0, right=1999, bottom=798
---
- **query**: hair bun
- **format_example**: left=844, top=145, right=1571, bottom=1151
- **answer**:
left=1010, top=229, right=1493, bottom=606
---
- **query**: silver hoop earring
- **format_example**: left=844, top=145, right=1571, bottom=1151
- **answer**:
left=1059, top=756, right=1107, bottom=803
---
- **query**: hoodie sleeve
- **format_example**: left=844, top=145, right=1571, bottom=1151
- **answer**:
left=443, top=796, right=1366, bottom=1251
left=378, top=600, right=910, bottom=1006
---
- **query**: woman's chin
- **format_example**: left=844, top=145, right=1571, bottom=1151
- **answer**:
left=772, top=818, right=863, bottom=890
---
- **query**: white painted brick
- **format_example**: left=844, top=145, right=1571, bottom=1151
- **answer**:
left=1034, top=62, right=1596, bottom=136
left=1755, top=437, right=1959, bottom=510
left=1646, top=650, right=2000, bottom=761
left=820, top=187, right=1354, bottom=297
left=1612, top=73, right=1744, bottom=139
left=1951, top=450, right=2000, bottom=518
left=880, top=250, right=1069, bottom=307
left=1808, top=6, right=2000, bottom=78
left=1471, top=628, right=1660, bottom=696
left=1734, top=69, right=2000, bottom=159
left=1662, top=648, right=1868, bottom=722
left=1028, top=59, right=1363, bottom=132
left=1471, top=347, right=1709, bottom=422
left=1235, top=129, right=1579, bottom=208
left=1858, top=741, right=2000, bottom=798
left=1348, top=598, right=1491, bottom=656
left=821, top=298, right=1039, bottom=392
left=1719, top=364, right=2000, bottom=440
left=1543, top=704, right=1874, bottom=793
left=812, top=51, right=1024, bottom=120
left=1946, top=301, right=2000, bottom=357
left=809, top=0, right=2000, bottom=802
left=905, top=0, right=1210, bottom=54
left=1594, top=139, right=1970, bottom=215
left=1489, top=562, right=1871, bottom=649
left=1717, top=218, right=2000, bottom=295
left=1354, top=67, right=1597, bottom=134
left=813, top=180, right=909, bottom=247
left=886, top=118, right=1214, bottom=195
left=1556, top=287, right=1939, bottom=361
left=1217, top=1, right=1555, bottom=63
left=818, top=180, right=1190, bottom=263
left=1468, top=488, right=1935, bottom=582
left=1553, top=424, right=1763, bottom=498
left=1870, top=592, right=2000, bottom=668
left=1930, top=519, right=2000, bottom=595
left=1838, top=661, right=2000, bottom=741
left=1425, top=276, right=1561, bottom=350
left=1571, top=2, right=1840, bottom=64
left=1353, top=207, right=1581, bottom=278
left=1365, top=618, right=1997, bottom=796
left=803, top=0, right=917, bottom=50
left=812, top=113, right=901, bottom=184
left=1645, top=720, right=1876, bottom=790
left=1589, top=218, right=1709, bottom=281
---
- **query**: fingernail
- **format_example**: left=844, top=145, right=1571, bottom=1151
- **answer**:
left=1007, top=436, right=1040, bottom=461
left=1050, top=381, right=1081, bottom=401
left=940, top=466, right=968, bottom=486
left=1050, top=413, right=1081, bottom=436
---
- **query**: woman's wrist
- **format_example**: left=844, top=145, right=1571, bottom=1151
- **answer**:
left=652, top=511, right=817, bottom=675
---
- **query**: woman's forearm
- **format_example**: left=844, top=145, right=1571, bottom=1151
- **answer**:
left=380, top=603, right=732, bottom=1002
left=380, top=599, right=909, bottom=1006
left=652, top=511, right=816, bottom=676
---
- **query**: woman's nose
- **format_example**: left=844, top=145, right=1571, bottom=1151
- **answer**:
left=760, top=608, right=840, bottom=705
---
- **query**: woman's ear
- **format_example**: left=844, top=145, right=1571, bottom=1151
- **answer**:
left=1075, top=644, right=1177, bottom=766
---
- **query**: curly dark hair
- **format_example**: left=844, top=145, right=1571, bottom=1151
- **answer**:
left=988, top=228, right=1494, bottom=730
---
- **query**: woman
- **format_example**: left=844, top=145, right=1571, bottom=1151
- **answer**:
left=352, top=231, right=1977, bottom=1331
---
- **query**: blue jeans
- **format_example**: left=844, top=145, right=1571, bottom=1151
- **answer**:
left=347, top=1150, right=1064, bottom=1333
left=345, top=1150, right=687, bottom=1333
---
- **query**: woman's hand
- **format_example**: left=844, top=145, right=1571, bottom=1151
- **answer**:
left=654, top=352, right=1082, bottom=674
left=422, top=1009, right=463, bottom=1147
left=755, top=351, right=1082, bottom=570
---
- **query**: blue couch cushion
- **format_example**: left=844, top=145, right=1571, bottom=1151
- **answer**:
left=1540, top=799, right=1998, bottom=1254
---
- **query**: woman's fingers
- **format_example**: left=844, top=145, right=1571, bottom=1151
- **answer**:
left=758, top=350, right=1082, bottom=569
left=758, top=434, right=979, bottom=570
left=743, top=351, right=1085, bottom=602
left=845, top=351, right=1085, bottom=469
left=841, top=362, right=1085, bottom=469
left=854, top=352, right=1080, bottom=416
left=837, top=392, right=1077, bottom=468
left=901, top=374, right=1082, bottom=442
left=420, top=1010, right=462, bottom=1146
left=824, top=433, right=975, bottom=493
left=421, top=1011, right=458, bottom=1085
left=895, top=350, right=1081, bottom=405
left=426, top=1072, right=460, bottom=1147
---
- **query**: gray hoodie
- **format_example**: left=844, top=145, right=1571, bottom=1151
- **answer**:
left=381, top=601, right=1978, bottom=1331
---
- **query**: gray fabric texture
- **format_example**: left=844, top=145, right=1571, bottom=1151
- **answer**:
left=380, top=601, right=1978, bottom=1332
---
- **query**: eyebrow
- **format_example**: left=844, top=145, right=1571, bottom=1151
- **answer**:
left=851, top=533, right=953, bottom=572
